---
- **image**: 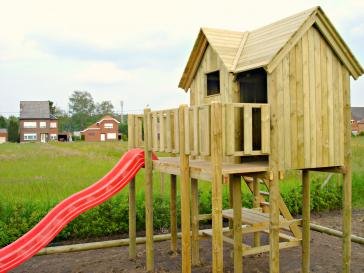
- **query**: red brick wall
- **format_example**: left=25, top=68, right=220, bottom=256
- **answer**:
left=0, top=132, right=7, bottom=142
left=20, top=119, right=59, bottom=142
left=82, top=119, right=119, bottom=142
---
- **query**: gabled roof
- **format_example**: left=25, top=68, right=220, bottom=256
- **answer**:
left=96, top=115, right=120, bottom=124
left=351, top=107, right=364, bottom=121
left=81, top=115, right=120, bottom=133
left=179, top=6, right=363, bottom=91
left=20, top=101, right=56, bottom=119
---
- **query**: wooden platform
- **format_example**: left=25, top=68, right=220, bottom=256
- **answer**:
left=153, top=157, right=269, bottom=181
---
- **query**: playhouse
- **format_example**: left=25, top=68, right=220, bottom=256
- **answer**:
left=1, top=5, right=363, bottom=273
left=127, top=6, right=363, bottom=273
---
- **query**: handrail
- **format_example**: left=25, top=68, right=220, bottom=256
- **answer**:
left=128, top=102, right=270, bottom=157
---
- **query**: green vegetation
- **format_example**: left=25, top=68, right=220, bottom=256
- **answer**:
left=0, top=138, right=363, bottom=247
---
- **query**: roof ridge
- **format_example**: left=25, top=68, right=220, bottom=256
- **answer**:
left=231, top=31, right=250, bottom=71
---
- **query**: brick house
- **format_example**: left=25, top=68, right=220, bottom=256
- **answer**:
left=81, top=115, right=120, bottom=142
left=0, top=128, right=7, bottom=143
left=19, top=101, right=58, bottom=143
left=351, top=107, right=364, bottom=134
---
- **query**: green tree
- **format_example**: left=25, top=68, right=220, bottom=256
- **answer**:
left=0, top=116, right=7, bottom=128
left=49, top=101, right=56, bottom=115
left=95, top=101, right=114, bottom=115
left=68, top=91, right=96, bottom=130
left=7, top=116, right=19, bottom=142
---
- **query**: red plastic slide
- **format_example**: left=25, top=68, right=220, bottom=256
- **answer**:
left=0, top=148, right=155, bottom=273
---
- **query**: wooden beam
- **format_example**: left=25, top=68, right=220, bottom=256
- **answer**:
left=232, top=175, right=243, bottom=273
left=253, top=177, right=261, bottom=247
left=179, top=104, right=191, bottom=273
left=302, top=170, right=310, bottom=273
left=170, top=174, right=178, bottom=255
left=144, top=109, right=154, bottom=272
left=211, top=102, right=224, bottom=273
left=342, top=68, right=352, bottom=273
left=127, top=114, right=136, bottom=260
left=191, top=178, right=200, bottom=266
left=269, top=170, right=280, bottom=273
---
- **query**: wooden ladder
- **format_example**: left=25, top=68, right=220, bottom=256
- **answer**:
left=242, top=176, right=302, bottom=239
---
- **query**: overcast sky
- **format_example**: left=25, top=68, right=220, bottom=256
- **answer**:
left=0, top=0, right=363, bottom=116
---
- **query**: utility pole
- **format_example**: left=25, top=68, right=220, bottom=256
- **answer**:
left=120, top=100, right=124, bottom=124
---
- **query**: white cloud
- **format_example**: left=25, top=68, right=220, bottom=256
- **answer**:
left=73, top=62, right=132, bottom=84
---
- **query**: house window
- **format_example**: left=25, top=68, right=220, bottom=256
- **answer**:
left=24, top=133, right=37, bottom=140
left=206, top=71, right=220, bottom=96
left=104, top=123, right=113, bottom=129
left=50, top=122, right=57, bottom=128
left=40, top=121, right=47, bottom=128
left=107, top=133, right=116, bottom=139
left=50, top=134, right=57, bottom=140
left=24, top=122, right=37, bottom=129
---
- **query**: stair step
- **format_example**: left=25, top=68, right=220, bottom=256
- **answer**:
left=260, top=191, right=269, bottom=196
left=260, top=201, right=270, bottom=206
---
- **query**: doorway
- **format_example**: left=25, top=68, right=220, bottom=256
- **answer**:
left=237, top=68, right=267, bottom=151
left=40, top=133, right=48, bottom=143
left=100, top=134, right=106, bottom=142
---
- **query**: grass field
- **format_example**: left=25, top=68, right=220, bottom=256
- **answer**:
left=0, top=138, right=363, bottom=207
left=0, top=138, right=362, bottom=246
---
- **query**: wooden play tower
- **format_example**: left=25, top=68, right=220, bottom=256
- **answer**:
left=127, top=7, right=363, bottom=273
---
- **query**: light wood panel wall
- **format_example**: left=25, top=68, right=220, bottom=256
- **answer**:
left=269, top=26, right=347, bottom=170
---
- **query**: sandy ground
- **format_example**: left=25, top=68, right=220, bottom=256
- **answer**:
left=11, top=209, right=364, bottom=273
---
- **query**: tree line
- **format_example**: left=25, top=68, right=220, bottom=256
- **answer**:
left=0, top=91, right=128, bottom=142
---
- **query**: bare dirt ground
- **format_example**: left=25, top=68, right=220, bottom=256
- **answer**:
left=11, top=209, right=364, bottom=273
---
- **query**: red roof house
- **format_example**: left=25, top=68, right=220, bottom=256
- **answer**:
left=81, top=115, right=120, bottom=142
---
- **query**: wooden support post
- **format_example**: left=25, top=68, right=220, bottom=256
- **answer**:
left=229, top=179, right=234, bottom=230
left=269, top=170, right=280, bottom=273
left=128, top=115, right=136, bottom=260
left=253, top=177, right=261, bottom=247
left=170, top=174, right=178, bottom=255
left=144, top=108, right=154, bottom=272
left=342, top=69, right=351, bottom=273
left=191, top=178, right=200, bottom=266
left=232, top=175, right=242, bottom=273
left=302, top=170, right=310, bottom=273
left=211, top=101, right=223, bottom=273
left=179, top=104, right=191, bottom=273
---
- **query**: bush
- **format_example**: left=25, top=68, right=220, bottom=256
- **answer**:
left=0, top=180, right=343, bottom=248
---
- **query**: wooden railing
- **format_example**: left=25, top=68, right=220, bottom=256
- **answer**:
left=128, top=102, right=270, bottom=157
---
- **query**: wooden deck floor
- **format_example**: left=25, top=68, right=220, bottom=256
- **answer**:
left=153, top=157, right=269, bottom=181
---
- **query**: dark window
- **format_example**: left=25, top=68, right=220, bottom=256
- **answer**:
left=206, top=71, right=220, bottom=96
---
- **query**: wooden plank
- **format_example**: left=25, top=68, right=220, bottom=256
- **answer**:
left=289, top=46, right=298, bottom=168
left=333, top=58, right=340, bottom=165
left=166, top=111, right=172, bottom=152
left=308, top=28, right=317, bottom=167
left=327, top=47, right=334, bottom=166
left=283, top=55, right=291, bottom=168
left=225, top=104, right=235, bottom=155
left=128, top=115, right=135, bottom=149
left=302, top=170, right=310, bottom=273
left=338, top=65, right=344, bottom=165
left=179, top=105, right=191, bottom=273
left=200, top=106, right=211, bottom=156
left=296, top=40, right=304, bottom=168
left=173, top=109, right=179, bottom=153
left=170, top=175, right=178, bottom=254
left=143, top=108, right=154, bottom=272
left=321, top=37, right=329, bottom=166
left=191, top=178, right=200, bottom=266
left=232, top=175, right=242, bottom=273
left=184, top=107, right=191, bottom=155
left=302, top=32, right=311, bottom=168
left=314, top=28, right=323, bottom=167
left=244, top=105, right=253, bottom=154
left=342, top=68, right=352, bottom=273
left=128, top=178, right=136, bottom=260
left=152, top=113, right=158, bottom=151
left=193, top=107, right=199, bottom=155
left=243, top=241, right=301, bottom=257
left=211, top=102, right=224, bottom=273
left=159, top=111, right=165, bottom=152
left=261, top=105, right=270, bottom=154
